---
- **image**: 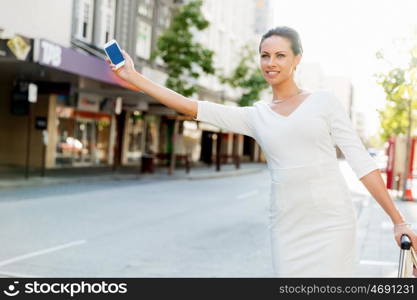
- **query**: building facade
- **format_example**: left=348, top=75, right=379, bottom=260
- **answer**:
left=0, top=0, right=170, bottom=173
left=190, top=0, right=268, bottom=165
left=0, top=0, right=267, bottom=178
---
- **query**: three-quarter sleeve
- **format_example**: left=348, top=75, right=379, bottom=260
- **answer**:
left=326, top=92, right=379, bottom=180
left=193, top=100, right=256, bottom=138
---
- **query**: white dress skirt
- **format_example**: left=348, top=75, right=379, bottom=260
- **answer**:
left=193, top=89, right=379, bottom=277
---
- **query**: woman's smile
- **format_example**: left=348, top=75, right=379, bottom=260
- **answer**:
left=265, top=70, right=280, bottom=78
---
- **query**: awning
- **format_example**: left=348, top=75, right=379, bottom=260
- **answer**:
left=33, top=38, right=139, bottom=91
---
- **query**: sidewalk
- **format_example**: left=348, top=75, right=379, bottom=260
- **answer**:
left=354, top=190, right=417, bottom=277
left=340, top=160, right=417, bottom=277
left=0, top=162, right=267, bottom=190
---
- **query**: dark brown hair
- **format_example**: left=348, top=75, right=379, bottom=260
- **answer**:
left=259, top=26, right=303, bottom=56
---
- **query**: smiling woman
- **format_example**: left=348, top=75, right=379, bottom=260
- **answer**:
left=258, top=26, right=303, bottom=95
left=105, top=25, right=417, bottom=278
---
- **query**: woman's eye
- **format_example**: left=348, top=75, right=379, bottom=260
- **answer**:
left=261, top=54, right=285, bottom=58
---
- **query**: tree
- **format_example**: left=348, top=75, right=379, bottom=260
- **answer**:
left=374, top=67, right=417, bottom=141
left=219, top=44, right=269, bottom=107
left=150, top=0, right=215, bottom=97
left=375, top=40, right=417, bottom=198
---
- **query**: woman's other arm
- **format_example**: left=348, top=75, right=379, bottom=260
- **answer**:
left=360, top=169, right=417, bottom=250
left=327, top=90, right=417, bottom=250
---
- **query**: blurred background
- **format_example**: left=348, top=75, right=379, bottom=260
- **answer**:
left=0, top=0, right=416, bottom=278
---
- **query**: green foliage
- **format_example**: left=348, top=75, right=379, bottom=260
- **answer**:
left=374, top=44, right=417, bottom=142
left=150, top=0, right=215, bottom=97
left=219, top=44, right=269, bottom=107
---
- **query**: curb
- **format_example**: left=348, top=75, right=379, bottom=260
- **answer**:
left=0, top=175, right=140, bottom=190
left=184, top=168, right=265, bottom=180
left=0, top=168, right=267, bottom=190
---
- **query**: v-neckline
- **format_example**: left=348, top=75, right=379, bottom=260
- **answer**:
left=263, top=92, right=315, bottom=119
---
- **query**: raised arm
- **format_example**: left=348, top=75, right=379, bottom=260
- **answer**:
left=106, top=50, right=256, bottom=138
left=106, top=50, right=198, bottom=118
left=192, top=100, right=256, bottom=137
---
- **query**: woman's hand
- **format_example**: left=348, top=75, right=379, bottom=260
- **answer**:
left=105, top=49, right=137, bottom=84
left=394, top=223, right=417, bottom=277
left=395, top=224, right=417, bottom=277
left=393, top=223, right=417, bottom=251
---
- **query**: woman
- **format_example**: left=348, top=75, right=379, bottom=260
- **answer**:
left=106, top=26, right=417, bottom=277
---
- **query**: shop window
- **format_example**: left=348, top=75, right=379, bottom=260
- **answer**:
left=56, top=118, right=77, bottom=166
left=96, top=118, right=111, bottom=164
left=56, top=114, right=111, bottom=167
left=73, top=119, right=95, bottom=165
left=144, top=115, right=159, bottom=154
left=126, top=111, right=145, bottom=164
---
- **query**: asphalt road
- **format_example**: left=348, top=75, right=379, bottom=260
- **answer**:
left=0, top=169, right=276, bottom=277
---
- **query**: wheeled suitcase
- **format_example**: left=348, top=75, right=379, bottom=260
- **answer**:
left=398, top=234, right=417, bottom=278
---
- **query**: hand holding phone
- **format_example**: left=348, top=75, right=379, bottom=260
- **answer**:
left=103, top=40, right=137, bottom=84
left=103, top=39, right=125, bottom=69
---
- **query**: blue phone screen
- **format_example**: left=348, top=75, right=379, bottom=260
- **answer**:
left=106, top=43, right=125, bottom=65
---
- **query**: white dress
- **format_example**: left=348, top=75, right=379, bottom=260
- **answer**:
left=193, top=90, right=379, bottom=277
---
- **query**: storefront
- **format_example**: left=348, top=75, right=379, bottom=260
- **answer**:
left=55, top=104, right=112, bottom=167
left=0, top=34, right=150, bottom=173
left=0, top=33, right=264, bottom=177
left=32, top=38, right=137, bottom=169
left=123, top=110, right=146, bottom=165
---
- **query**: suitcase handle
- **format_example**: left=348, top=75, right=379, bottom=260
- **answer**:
left=400, top=234, right=411, bottom=250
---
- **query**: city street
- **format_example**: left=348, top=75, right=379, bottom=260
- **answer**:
left=0, top=160, right=416, bottom=278
left=2, top=3, right=417, bottom=298
left=0, top=165, right=274, bottom=277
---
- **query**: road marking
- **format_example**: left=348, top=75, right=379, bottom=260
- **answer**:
left=236, top=190, right=259, bottom=199
left=0, top=240, right=86, bottom=268
left=360, top=260, right=398, bottom=266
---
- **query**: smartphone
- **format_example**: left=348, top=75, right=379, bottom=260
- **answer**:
left=103, top=39, right=125, bottom=69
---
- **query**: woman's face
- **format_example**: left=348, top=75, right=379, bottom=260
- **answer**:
left=259, top=35, right=301, bottom=85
